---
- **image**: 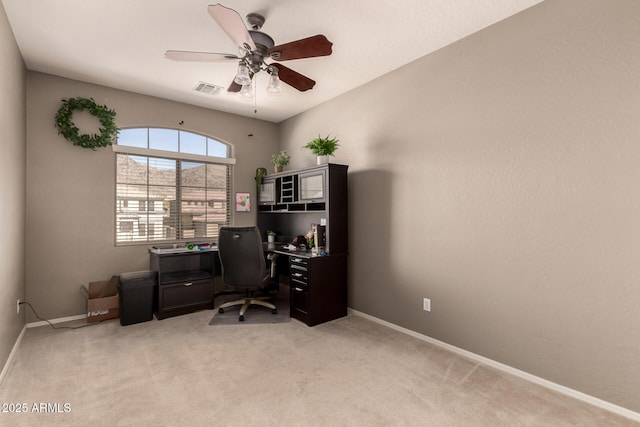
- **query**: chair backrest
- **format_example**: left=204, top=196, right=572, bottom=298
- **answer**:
left=218, top=226, right=267, bottom=290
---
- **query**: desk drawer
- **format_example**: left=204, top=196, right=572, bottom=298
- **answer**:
left=158, top=279, right=213, bottom=315
left=290, top=256, right=308, bottom=268
left=290, top=284, right=309, bottom=315
left=290, top=269, right=308, bottom=286
left=289, top=257, right=308, bottom=286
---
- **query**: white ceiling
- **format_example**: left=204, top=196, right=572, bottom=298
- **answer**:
left=2, top=0, right=542, bottom=123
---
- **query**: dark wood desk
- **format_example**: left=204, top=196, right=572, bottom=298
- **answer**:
left=150, top=244, right=347, bottom=326
left=258, top=163, right=349, bottom=326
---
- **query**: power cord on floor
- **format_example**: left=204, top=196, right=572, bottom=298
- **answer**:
left=19, top=301, right=104, bottom=329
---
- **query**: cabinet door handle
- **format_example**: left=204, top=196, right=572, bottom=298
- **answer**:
left=184, top=282, right=193, bottom=287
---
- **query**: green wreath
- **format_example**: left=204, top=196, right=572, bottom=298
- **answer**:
left=55, top=97, right=119, bottom=150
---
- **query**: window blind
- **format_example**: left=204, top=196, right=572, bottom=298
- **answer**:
left=115, top=128, right=233, bottom=245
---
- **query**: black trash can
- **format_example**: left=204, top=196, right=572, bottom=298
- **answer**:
left=117, top=270, right=157, bottom=326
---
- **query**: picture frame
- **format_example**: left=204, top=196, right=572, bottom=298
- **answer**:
left=235, top=192, right=251, bottom=212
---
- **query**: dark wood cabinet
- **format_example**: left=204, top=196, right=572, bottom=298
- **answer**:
left=150, top=250, right=216, bottom=319
left=289, top=253, right=347, bottom=326
left=258, top=163, right=348, bottom=326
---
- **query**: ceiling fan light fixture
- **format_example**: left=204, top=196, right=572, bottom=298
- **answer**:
left=240, top=81, right=254, bottom=98
left=234, top=62, right=252, bottom=85
left=267, top=66, right=281, bottom=95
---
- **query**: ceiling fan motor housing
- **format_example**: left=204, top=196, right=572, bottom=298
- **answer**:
left=249, top=31, right=274, bottom=53
left=245, top=30, right=274, bottom=73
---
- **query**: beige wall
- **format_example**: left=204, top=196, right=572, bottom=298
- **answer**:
left=25, top=72, right=278, bottom=321
left=279, top=0, right=640, bottom=413
left=0, top=2, right=26, bottom=374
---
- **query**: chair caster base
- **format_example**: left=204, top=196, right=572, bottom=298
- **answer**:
left=239, top=315, right=245, bottom=321
left=219, top=308, right=225, bottom=314
left=272, top=309, right=277, bottom=314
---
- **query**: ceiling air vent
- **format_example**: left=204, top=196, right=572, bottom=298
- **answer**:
left=193, top=82, right=223, bottom=96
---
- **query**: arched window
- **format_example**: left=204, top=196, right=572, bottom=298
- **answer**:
left=113, top=128, right=235, bottom=245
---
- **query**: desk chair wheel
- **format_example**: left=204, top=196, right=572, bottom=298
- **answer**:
left=272, top=308, right=277, bottom=314
left=239, top=315, right=245, bottom=321
left=219, top=308, right=225, bottom=314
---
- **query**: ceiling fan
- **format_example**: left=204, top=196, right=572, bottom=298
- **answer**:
left=165, top=4, right=333, bottom=96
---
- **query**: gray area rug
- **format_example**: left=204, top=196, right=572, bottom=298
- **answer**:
left=209, top=289, right=290, bottom=325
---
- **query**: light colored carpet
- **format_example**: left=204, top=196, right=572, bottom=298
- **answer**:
left=0, top=310, right=636, bottom=426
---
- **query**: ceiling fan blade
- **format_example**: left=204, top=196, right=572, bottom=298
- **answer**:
left=268, top=35, right=333, bottom=61
left=165, top=50, right=239, bottom=62
left=227, top=81, right=242, bottom=93
left=271, top=63, right=316, bottom=92
left=208, top=4, right=256, bottom=51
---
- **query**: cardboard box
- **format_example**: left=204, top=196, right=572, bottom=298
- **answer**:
left=80, top=276, right=120, bottom=323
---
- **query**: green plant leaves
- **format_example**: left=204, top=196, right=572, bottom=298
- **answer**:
left=303, top=134, right=339, bottom=156
left=54, top=97, right=119, bottom=150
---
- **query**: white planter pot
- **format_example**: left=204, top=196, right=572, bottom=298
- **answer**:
left=317, top=155, right=329, bottom=165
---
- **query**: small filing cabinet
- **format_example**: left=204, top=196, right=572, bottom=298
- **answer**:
left=150, top=250, right=216, bottom=320
left=288, top=253, right=347, bottom=326
left=289, top=256, right=310, bottom=319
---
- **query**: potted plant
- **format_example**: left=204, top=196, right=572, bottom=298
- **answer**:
left=255, top=167, right=267, bottom=191
left=303, top=135, right=340, bottom=164
left=266, top=230, right=276, bottom=243
left=271, top=150, right=290, bottom=173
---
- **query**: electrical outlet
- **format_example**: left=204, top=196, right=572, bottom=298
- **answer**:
left=423, top=298, right=431, bottom=312
left=17, top=299, right=20, bottom=314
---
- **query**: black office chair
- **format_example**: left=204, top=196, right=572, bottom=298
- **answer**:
left=217, top=226, right=278, bottom=321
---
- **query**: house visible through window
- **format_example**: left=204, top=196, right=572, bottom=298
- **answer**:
left=120, top=221, right=133, bottom=233
left=114, top=128, right=235, bottom=245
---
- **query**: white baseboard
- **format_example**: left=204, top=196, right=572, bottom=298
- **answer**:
left=26, top=313, right=86, bottom=329
left=0, top=325, right=27, bottom=386
left=348, top=308, right=640, bottom=423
